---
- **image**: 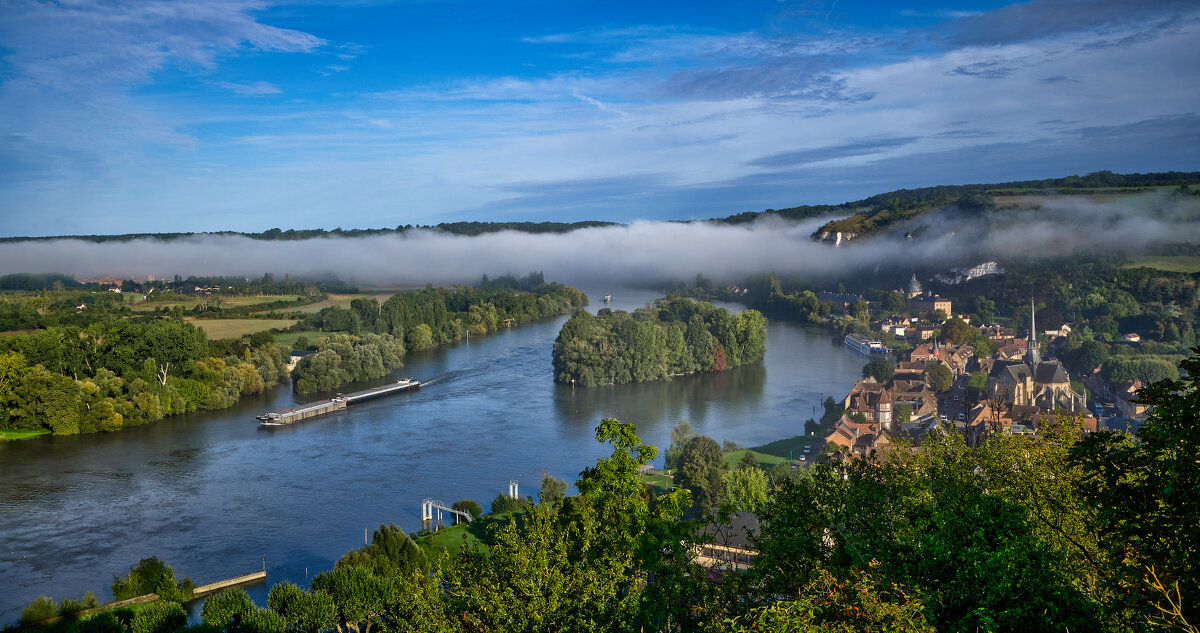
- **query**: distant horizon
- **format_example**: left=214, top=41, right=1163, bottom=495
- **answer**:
left=3, top=0, right=1198, bottom=237
left=2, top=167, right=1196, bottom=241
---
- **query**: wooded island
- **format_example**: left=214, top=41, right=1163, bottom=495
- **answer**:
left=552, top=297, right=766, bottom=387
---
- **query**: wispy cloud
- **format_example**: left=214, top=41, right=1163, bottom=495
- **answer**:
left=213, top=80, right=283, bottom=94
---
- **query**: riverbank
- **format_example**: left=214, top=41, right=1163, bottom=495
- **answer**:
left=0, top=429, right=51, bottom=442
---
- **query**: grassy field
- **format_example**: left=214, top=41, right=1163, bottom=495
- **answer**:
left=642, top=473, right=675, bottom=495
left=1124, top=256, right=1200, bottom=273
left=416, top=512, right=527, bottom=562
left=133, top=295, right=305, bottom=312
left=272, top=331, right=329, bottom=350
left=276, top=293, right=387, bottom=314
left=185, top=318, right=299, bottom=340
left=0, top=428, right=51, bottom=441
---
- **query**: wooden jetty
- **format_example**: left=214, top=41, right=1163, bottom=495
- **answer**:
left=258, top=379, right=420, bottom=425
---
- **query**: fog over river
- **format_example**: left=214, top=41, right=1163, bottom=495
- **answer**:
left=0, top=288, right=868, bottom=624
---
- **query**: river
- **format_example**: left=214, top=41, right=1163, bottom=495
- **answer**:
left=0, top=287, right=866, bottom=623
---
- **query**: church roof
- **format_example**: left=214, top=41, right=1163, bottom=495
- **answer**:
left=1034, top=361, right=1069, bottom=384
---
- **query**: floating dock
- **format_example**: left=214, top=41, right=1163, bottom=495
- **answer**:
left=258, top=379, right=420, bottom=425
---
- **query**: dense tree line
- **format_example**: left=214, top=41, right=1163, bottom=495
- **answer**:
left=291, top=277, right=585, bottom=392
left=552, top=298, right=766, bottom=387
left=291, top=334, right=405, bottom=394
left=0, top=317, right=289, bottom=435
left=20, top=357, right=1200, bottom=632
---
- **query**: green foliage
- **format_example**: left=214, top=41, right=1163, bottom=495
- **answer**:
left=335, top=523, right=428, bottom=578
left=451, top=498, right=483, bottom=520
left=552, top=297, right=766, bottom=387
left=536, top=475, right=567, bottom=505
left=725, top=564, right=934, bottom=632
left=130, top=601, right=187, bottom=633
left=676, top=435, right=728, bottom=516
left=1072, top=347, right=1200, bottom=626
left=112, top=557, right=191, bottom=603
left=291, top=333, right=404, bottom=394
left=862, top=357, right=893, bottom=383
left=68, top=611, right=124, bottom=633
left=723, top=465, right=768, bottom=513
left=200, top=588, right=253, bottom=631
left=663, top=420, right=693, bottom=471
left=58, top=591, right=99, bottom=615
left=489, top=493, right=532, bottom=515
left=926, top=363, right=953, bottom=393
left=20, top=595, right=58, bottom=625
left=894, top=402, right=912, bottom=424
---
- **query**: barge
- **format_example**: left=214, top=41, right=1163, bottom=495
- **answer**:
left=844, top=333, right=890, bottom=358
left=258, top=378, right=420, bottom=425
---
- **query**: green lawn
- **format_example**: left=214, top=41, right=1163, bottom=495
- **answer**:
left=1124, top=256, right=1200, bottom=273
left=642, top=473, right=675, bottom=495
left=416, top=512, right=526, bottom=563
left=0, top=428, right=50, bottom=441
left=272, top=331, right=329, bottom=350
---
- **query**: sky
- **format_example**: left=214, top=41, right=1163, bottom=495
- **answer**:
left=1, top=0, right=1198, bottom=238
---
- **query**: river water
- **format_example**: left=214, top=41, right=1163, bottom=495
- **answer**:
left=0, top=287, right=866, bottom=623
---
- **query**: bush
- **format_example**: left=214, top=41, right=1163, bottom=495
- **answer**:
left=20, top=595, right=58, bottom=624
left=451, top=498, right=483, bottom=520
left=69, top=612, right=125, bottom=633
left=201, top=588, right=254, bottom=630
left=490, top=493, right=532, bottom=515
left=130, top=601, right=187, bottom=633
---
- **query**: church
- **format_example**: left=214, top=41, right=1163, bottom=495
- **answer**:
left=986, top=301, right=1085, bottom=413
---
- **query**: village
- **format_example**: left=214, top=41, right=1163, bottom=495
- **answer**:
left=818, top=274, right=1148, bottom=459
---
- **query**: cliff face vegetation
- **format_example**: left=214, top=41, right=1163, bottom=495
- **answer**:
left=552, top=297, right=766, bottom=387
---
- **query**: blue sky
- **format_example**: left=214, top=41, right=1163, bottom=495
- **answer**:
left=1, top=0, right=1198, bottom=237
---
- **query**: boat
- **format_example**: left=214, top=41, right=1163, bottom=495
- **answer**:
left=844, top=333, right=890, bottom=358
left=603, top=294, right=612, bottom=303
left=258, top=379, right=420, bottom=425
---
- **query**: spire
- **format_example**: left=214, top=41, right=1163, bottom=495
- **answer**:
left=1026, top=298, right=1040, bottom=365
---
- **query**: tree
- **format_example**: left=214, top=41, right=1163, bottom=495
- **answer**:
left=927, top=364, right=953, bottom=393
left=19, top=596, right=56, bottom=625
left=1076, top=340, right=1110, bottom=373
left=940, top=317, right=973, bottom=345
left=932, top=308, right=948, bottom=322
left=974, top=296, right=996, bottom=324
left=451, top=498, right=483, bottom=520
left=1072, top=348, right=1200, bottom=625
left=850, top=300, right=869, bottom=321
left=537, top=474, right=567, bottom=505
left=336, top=523, right=427, bottom=578
left=737, top=450, right=759, bottom=471
left=895, top=402, right=912, bottom=424
left=885, top=291, right=907, bottom=314
left=724, top=466, right=769, bottom=513
left=201, top=587, right=254, bottom=630
left=664, top=420, right=693, bottom=471
left=675, top=435, right=728, bottom=515
left=863, top=358, right=893, bottom=383
left=130, top=601, right=187, bottom=633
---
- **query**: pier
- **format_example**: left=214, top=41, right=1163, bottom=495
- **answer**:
left=258, top=379, right=419, bottom=425
left=192, top=571, right=268, bottom=598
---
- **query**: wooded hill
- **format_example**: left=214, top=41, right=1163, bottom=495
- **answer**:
left=3, top=171, right=1195, bottom=243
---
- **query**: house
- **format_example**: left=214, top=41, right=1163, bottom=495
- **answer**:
left=981, top=324, right=1016, bottom=343
left=694, top=512, right=760, bottom=574
left=1115, top=380, right=1147, bottom=419
left=906, top=291, right=952, bottom=319
left=842, top=378, right=893, bottom=428
left=825, top=414, right=889, bottom=456
left=1122, top=333, right=1142, bottom=343
left=905, top=344, right=944, bottom=363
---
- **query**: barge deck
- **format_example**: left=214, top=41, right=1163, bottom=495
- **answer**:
left=258, top=379, right=420, bottom=425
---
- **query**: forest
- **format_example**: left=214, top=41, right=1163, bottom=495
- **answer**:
left=16, top=352, right=1200, bottom=631
left=552, top=297, right=766, bottom=387
left=291, top=278, right=586, bottom=393
left=0, top=275, right=587, bottom=432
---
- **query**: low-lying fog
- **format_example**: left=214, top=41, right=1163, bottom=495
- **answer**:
left=1, top=192, right=1196, bottom=286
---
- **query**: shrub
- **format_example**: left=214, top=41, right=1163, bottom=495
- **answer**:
left=130, top=601, right=187, bottom=633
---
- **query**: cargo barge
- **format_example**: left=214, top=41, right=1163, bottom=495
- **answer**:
left=257, top=378, right=420, bottom=425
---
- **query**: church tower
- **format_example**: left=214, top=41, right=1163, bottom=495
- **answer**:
left=1025, top=299, right=1040, bottom=365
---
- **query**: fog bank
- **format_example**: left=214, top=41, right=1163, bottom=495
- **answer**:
left=1, top=192, right=1196, bottom=286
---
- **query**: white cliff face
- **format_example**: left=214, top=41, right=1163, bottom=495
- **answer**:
left=934, top=261, right=1005, bottom=285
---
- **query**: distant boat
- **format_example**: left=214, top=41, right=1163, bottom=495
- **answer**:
left=844, top=333, right=890, bottom=357
left=603, top=294, right=612, bottom=303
